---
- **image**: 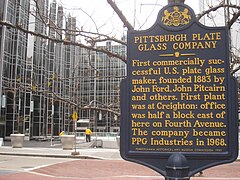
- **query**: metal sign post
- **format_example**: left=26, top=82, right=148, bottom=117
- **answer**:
left=71, top=111, right=79, bottom=155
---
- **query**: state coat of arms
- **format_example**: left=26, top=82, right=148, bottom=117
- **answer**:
left=162, top=6, right=191, bottom=27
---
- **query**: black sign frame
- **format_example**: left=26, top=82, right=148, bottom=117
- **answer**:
left=120, top=3, right=238, bottom=178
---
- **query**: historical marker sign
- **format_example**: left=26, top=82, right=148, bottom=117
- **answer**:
left=120, top=2, right=238, bottom=178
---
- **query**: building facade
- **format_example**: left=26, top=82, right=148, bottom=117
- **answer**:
left=0, top=0, right=30, bottom=137
left=0, top=0, right=8, bottom=138
left=0, top=0, right=126, bottom=139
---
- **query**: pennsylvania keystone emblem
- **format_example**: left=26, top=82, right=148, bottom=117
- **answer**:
left=162, top=6, right=191, bottom=27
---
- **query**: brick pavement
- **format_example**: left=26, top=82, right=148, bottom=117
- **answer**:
left=0, top=159, right=240, bottom=180
left=1, top=140, right=240, bottom=180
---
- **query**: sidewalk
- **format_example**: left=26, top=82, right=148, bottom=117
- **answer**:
left=1, top=139, right=239, bottom=160
left=1, top=146, right=240, bottom=180
left=0, top=141, right=240, bottom=161
left=0, top=140, right=121, bottom=160
left=1, top=140, right=240, bottom=179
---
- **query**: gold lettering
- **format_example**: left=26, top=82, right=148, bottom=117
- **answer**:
left=192, top=32, right=221, bottom=41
